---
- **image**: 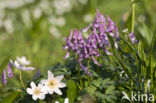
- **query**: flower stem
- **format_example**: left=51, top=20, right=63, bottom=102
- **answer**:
left=131, top=0, right=136, bottom=33
left=19, top=71, right=25, bottom=89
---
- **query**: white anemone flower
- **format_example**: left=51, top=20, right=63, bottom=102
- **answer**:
left=11, top=56, right=35, bottom=71
left=122, top=28, right=128, bottom=33
left=55, top=98, right=69, bottom=103
left=41, top=71, right=66, bottom=95
left=26, top=81, right=47, bottom=100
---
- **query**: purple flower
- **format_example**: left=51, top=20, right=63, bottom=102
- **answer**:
left=34, top=70, right=40, bottom=78
left=129, top=32, right=137, bottom=44
left=63, top=10, right=120, bottom=75
left=2, top=69, right=7, bottom=84
left=7, top=62, right=14, bottom=78
left=91, top=56, right=101, bottom=66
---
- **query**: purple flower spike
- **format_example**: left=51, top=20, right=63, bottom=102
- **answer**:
left=82, top=24, right=91, bottom=32
left=91, top=56, right=101, bottom=66
left=7, top=62, right=14, bottom=78
left=2, top=69, right=7, bottom=84
left=129, top=32, right=137, bottom=44
left=79, top=61, right=92, bottom=76
left=63, top=10, right=120, bottom=75
left=64, top=50, right=70, bottom=59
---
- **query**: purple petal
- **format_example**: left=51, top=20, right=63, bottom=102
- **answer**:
left=2, top=69, right=7, bottom=84
left=64, top=50, right=70, bottom=59
left=7, top=62, right=14, bottom=78
left=91, top=56, right=101, bottom=66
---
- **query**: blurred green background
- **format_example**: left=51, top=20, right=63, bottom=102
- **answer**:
left=0, top=0, right=155, bottom=88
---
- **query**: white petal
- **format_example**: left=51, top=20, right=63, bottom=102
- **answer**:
left=38, top=94, right=45, bottom=100
left=26, top=88, right=33, bottom=95
left=48, top=71, right=54, bottom=79
left=40, top=86, right=48, bottom=94
left=64, top=98, right=69, bottom=103
left=48, top=88, right=54, bottom=94
left=115, top=42, right=118, bottom=49
left=17, top=56, right=30, bottom=65
left=30, top=82, right=36, bottom=89
left=14, top=60, right=20, bottom=68
left=55, top=75, right=64, bottom=82
left=38, top=83, right=43, bottom=87
left=55, top=101, right=59, bottom=103
left=40, top=79, right=47, bottom=85
left=32, top=95, right=38, bottom=100
left=23, top=67, right=35, bottom=71
left=54, top=88, right=62, bottom=95
left=57, top=82, right=66, bottom=88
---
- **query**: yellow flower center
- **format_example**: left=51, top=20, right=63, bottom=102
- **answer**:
left=48, top=79, right=57, bottom=88
left=34, top=88, right=41, bottom=95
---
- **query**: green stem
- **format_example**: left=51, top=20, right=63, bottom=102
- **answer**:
left=19, top=71, right=25, bottom=89
left=76, top=55, right=83, bottom=90
left=131, top=0, right=136, bottom=33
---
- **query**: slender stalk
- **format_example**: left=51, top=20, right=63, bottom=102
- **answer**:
left=19, top=71, right=25, bottom=89
left=131, top=0, right=136, bottom=33
left=76, top=56, right=83, bottom=90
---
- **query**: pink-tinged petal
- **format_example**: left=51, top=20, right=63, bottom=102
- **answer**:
left=30, top=82, right=36, bottom=89
left=48, top=71, right=54, bottom=79
left=26, top=88, right=33, bottom=95
left=55, top=75, right=64, bottom=82
left=32, top=95, right=38, bottom=100
left=54, top=88, right=62, bottom=95
left=57, top=82, right=66, bottom=88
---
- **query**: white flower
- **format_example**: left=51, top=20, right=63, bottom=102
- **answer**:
left=11, top=56, right=35, bottom=71
left=33, top=7, right=42, bottom=19
left=26, top=81, right=47, bottom=100
left=122, top=28, right=128, bottom=33
left=49, top=26, right=61, bottom=38
left=83, top=14, right=92, bottom=23
left=55, top=98, right=69, bottom=103
left=16, top=56, right=30, bottom=65
left=41, top=71, right=66, bottom=95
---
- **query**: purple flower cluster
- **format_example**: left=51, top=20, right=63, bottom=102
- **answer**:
left=1, top=62, right=14, bottom=84
left=129, top=32, right=137, bottom=44
left=63, top=10, right=119, bottom=75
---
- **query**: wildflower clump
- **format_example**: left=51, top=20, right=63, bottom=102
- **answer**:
left=27, top=71, right=66, bottom=100
left=63, top=10, right=119, bottom=75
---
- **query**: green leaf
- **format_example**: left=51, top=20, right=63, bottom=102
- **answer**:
left=138, top=24, right=153, bottom=47
left=67, top=80, right=77, bottom=103
left=85, top=85, right=97, bottom=94
left=105, top=86, right=115, bottom=94
left=92, top=78, right=103, bottom=87
left=107, top=34, right=132, bottom=79
left=0, top=56, right=11, bottom=75
left=1, top=91, right=21, bottom=103
left=102, top=78, right=115, bottom=88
